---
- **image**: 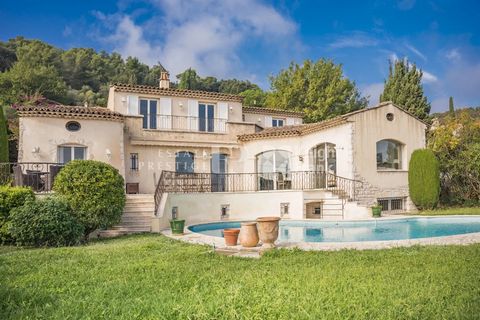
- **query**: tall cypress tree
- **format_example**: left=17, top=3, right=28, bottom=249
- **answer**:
left=449, top=96, right=455, bottom=117
left=380, top=59, right=431, bottom=119
left=0, top=106, right=9, bottom=163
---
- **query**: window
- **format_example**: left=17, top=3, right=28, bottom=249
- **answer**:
left=376, top=139, right=403, bottom=170
left=272, top=118, right=284, bottom=127
left=140, top=99, right=158, bottom=129
left=378, top=198, right=405, bottom=213
left=175, top=151, right=194, bottom=173
left=199, top=103, right=214, bottom=132
left=130, top=153, right=139, bottom=171
left=58, top=146, right=86, bottom=164
left=65, top=121, right=81, bottom=132
left=256, top=150, right=291, bottom=190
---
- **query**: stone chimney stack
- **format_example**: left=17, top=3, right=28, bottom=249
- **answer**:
left=159, top=70, right=170, bottom=89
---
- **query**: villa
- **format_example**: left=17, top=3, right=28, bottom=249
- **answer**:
left=11, top=71, right=427, bottom=235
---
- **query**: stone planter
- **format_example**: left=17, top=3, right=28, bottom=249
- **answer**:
left=239, top=222, right=259, bottom=247
left=256, top=216, right=281, bottom=248
left=223, top=229, right=240, bottom=246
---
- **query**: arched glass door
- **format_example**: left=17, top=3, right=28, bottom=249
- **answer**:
left=310, top=143, right=336, bottom=188
left=256, top=150, right=291, bottom=190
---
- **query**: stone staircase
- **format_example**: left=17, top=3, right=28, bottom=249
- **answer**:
left=98, top=194, right=155, bottom=238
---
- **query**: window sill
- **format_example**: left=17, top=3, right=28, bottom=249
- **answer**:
left=142, top=129, right=227, bottom=135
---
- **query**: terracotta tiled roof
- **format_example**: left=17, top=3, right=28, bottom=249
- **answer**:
left=242, top=106, right=304, bottom=117
left=238, top=102, right=428, bottom=142
left=15, top=105, right=124, bottom=121
left=238, top=117, right=348, bottom=141
left=112, top=83, right=243, bottom=102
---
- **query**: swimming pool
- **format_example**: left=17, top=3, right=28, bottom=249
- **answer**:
left=188, top=217, right=480, bottom=243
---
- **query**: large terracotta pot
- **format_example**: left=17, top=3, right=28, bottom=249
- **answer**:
left=223, top=229, right=240, bottom=246
left=256, top=217, right=281, bottom=248
left=239, top=222, right=259, bottom=247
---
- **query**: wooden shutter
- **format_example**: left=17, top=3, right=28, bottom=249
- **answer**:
left=159, top=98, right=172, bottom=129
left=187, top=99, right=198, bottom=130
left=217, top=102, right=228, bottom=132
left=127, top=95, right=139, bottom=115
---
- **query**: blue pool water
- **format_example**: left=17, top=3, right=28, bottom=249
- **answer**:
left=188, top=217, right=480, bottom=243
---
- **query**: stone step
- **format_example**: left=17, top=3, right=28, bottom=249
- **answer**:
left=124, top=207, right=155, bottom=214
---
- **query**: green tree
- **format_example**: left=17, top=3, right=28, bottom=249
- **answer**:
left=240, top=88, right=267, bottom=107
left=449, top=96, right=455, bottom=117
left=0, top=106, right=8, bottom=162
left=380, top=59, right=431, bottom=119
left=408, top=149, right=440, bottom=210
left=266, top=59, right=367, bottom=123
left=177, top=68, right=203, bottom=90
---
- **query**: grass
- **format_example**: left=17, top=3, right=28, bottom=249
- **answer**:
left=416, top=207, right=480, bottom=216
left=1, top=235, right=479, bottom=320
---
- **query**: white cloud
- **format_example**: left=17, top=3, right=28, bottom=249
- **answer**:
left=397, top=0, right=416, bottom=10
left=360, top=82, right=384, bottom=106
left=94, top=0, right=298, bottom=79
left=422, top=70, right=438, bottom=83
left=405, top=43, right=426, bottom=61
left=445, top=48, right=461, bottom=62
left=329, top=32, right=378, bottom=49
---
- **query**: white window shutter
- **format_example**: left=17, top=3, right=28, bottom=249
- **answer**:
left=127, top=95, right=139, bottom=115
left=217, top=102, right=228, bottom=132
left=187, top=99, right=198, bottom=130
left=286, top=118, right=294, bottom=126
left=159, top=98, right=172, bottom=129
left=265, top=115, right=273, bottom=127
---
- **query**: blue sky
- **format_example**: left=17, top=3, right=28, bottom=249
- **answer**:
left=1, top=0, right=479, bottom=112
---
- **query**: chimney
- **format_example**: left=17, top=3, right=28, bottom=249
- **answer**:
left=159, top=70, right=170, bottom=89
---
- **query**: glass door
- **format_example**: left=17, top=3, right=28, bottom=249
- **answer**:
left=199, top=104, right=215, bottom=132
left=211, top=153, right=227, bottom=192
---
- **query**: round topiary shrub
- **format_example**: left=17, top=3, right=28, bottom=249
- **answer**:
left=9, top=197, right=84, bottom=247
left=408, top=149, right=440, bottom=210
left=0, top=186, right=35, bottom=244
left=53, top=160, right=125, bottom=238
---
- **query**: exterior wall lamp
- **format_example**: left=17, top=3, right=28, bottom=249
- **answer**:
left=105, top=149, right=112, bottom=160
left=172, top=206, right=178, bottom=220
left=31, top=147, right=40, bottom=158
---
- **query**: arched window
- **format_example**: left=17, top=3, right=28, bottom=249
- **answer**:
left=256, top=150, right=291, bottom=190
left=175, top=151, right=194, bottom=173
left=376, top=140, right=403, bottom=170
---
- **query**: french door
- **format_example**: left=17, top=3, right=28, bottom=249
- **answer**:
left=199, top=104, right=214, bottom=132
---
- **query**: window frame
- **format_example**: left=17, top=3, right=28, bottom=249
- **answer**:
left=130, top=153, right=139, bottom=171
left=272, top=118, right=285, bottom=127
left=175, top=151, right=195, bottom=174
left=376, top=139, right=403, bottom=171
left=139, top=98, right=158, bottom=130
left=198, top=103, right=215, bottom=132
left=58, top=145, right=87, bottom=164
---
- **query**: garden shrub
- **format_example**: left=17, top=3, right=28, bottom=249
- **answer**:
left=408, top=149, right=440, bottom=210
left=0, top=185, right=35, bottom=243
left=9, top=197, right=83, bottom=247
left=53, top=160, right=125, bottom=238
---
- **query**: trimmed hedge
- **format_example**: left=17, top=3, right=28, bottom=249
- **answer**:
left=408, top=149, right=440, bottom=210
left=53, top=160, right=125, bottom=237
left=0, top=186, right=35, bottom=244
left=9, top=197, right=84, bottom=247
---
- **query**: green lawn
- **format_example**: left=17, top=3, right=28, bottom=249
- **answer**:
left=416, top=207, right=480, bottom=216
left=1, top=235, right=480, bottom=319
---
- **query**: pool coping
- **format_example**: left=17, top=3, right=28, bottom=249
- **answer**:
left=161, top=215, right=480, bottom=252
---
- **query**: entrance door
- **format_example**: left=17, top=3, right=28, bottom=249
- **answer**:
left=211, top=153, right=227, bottom=192
left=311, top=143, right=336, bottom=188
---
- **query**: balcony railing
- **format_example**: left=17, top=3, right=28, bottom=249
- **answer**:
left=154, top=170, right=362, bottom=214
left=149, top=115, right=227, bottom=133
left=0, top=162, right=64, bottom=192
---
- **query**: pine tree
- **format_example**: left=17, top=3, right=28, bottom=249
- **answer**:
left=380, top=59, right=431, bottom=119
left=449, top=96, right=455, bottom=117
left=0, top=106, right=9, bottom=162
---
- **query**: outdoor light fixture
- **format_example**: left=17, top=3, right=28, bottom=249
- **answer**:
left=121, top=97, right=127, bottom=102
left=298, top=155, right=304, bottom=162
left=105, top=149, right=112, bottom=160
left=221, top=205, right=230, bottom=219
left=172, top=206, right=178, bottom=219
left=31, top=147, right=40, bottom=155
left=178, top=102, right=183, bottom=108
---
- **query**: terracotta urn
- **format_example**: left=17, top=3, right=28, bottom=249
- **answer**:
left=239, top=222, right=259, bottom=247
left=223, top=229, right=240, bottom=246
left=256, top=216, right=281, bottom=248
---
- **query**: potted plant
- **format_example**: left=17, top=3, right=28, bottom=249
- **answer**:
left=256, top=216, right=281, bottom=248
left=371, top=202, right=382, bottom=217
left=170, top=219, right=186, bottom=235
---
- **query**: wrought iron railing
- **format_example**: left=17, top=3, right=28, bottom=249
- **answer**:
left=154, top=170, right=362, bottom=215
left=150, top=115, right=227, bottom=133
left=0, top=162, right=65, bottom=192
